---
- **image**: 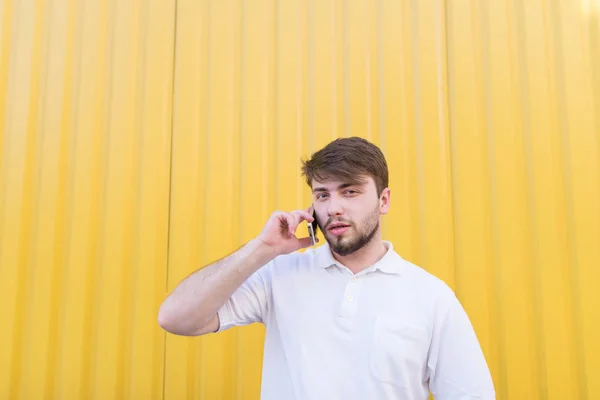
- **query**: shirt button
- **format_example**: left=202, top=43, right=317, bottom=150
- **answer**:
left=348, top=295, right=353, bottom=300
left=351, top=276, right=357, bottom=281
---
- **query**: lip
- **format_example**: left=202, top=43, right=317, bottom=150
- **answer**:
left=327, top=223, right=351, bottom=236
left=329, top=226, right=349, bottom=236
left=328, top=222, right=351, bottom=229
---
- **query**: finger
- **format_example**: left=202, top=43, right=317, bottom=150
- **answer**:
left=277, top=213, right=292, bottom=237
left=285, top=212, right=302, bottom=236
left=284, top=213, right=301, bottom=236
left=296, top=236, right=318, bottom=249
left=292, top=209, right=314, bottom=223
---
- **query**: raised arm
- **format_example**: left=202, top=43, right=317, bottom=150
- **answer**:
left=157, top=208, right=315, bottom=336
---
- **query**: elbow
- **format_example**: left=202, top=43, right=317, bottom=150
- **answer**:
left=157, top=302, right=206, bottom=336
left=157, top=307, right=175, bottom=333
left=157, top=303, right=189, bottom=335
left=157, top=306, right=180, bottom=334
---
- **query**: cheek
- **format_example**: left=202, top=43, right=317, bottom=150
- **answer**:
left=358, top=204, right=380, bottom=224
left=315, top=212, right=327, bottom=228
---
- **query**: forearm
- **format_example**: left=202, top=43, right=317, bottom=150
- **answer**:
left=158, top=238, right=276, bottom=335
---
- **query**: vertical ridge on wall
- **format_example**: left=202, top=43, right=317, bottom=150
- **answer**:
left=58, top=1, right=113, bottom=396
left=510, top=0, right=544, bottom=398
left=276, top=0, right=305, bottom=210
left=166, top=0, right=212, bottom=398
left=162, top=0, right=179, bottom=394
left=380, top=0, right=420, bottom=262
left=553, top=0, right=600, bottom=397
left=42, top=2, right=78, bottom=398
left=202, top=1, right=239, bottom=397
left=312, top=0, right=342, bottom=150
left=233, top=2, right=244, bottom=398
left=307, top=0, right=315, bottom=152
left=127, top=1, right=177, bottom=397
left=579, top=5, right=600, bottom=396
left=0, top=0, right=48, bottom=398
left=50, top=0, right=85, bottom=397
left=413, top=0, right=455, bottom=288
left=376, top=0, right=388, bottom=240
left=241, top=0, right=273, bottom=396
left=0, top=0, right=14, bottom=144
left=342, top=0, right=349, bottom=138
left=85, top=0, right=119, bottom=396
left=273, top=0, right=280, bottom=208
left=164, top=0, right=209, bottom=397
left=487, top=0, right=530, bottom=398
left=445, top=0, right=503, bottom=397
left=236, top=3, right=247, bottom=396
left=346, top=0, right=368, bottom=140
left=488, top=0, right=539, bottom=398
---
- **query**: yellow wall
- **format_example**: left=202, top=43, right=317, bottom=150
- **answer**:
left=1, top=0, right=599, bottom=399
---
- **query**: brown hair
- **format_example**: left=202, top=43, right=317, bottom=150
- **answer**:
left=300, top=137, right=389, bottom=196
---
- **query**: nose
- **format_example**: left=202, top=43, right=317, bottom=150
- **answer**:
left=327, top=195, right=344, bottom=217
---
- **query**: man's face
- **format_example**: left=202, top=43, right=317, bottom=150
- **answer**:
left=311, top=176, right=390, bottom=256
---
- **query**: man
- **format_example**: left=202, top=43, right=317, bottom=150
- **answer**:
left=158, top=137, right=496, bottom=399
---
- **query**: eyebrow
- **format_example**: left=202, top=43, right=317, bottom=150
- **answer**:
left=312, top=182, right=362, bottom=193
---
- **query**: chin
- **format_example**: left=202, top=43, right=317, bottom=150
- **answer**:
left=328, top=237, right=364, bottom=256
left=331, top=244, right=360, bottom=257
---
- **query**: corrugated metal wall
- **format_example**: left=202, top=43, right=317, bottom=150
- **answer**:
left=1, top=0, right=599, bottom=399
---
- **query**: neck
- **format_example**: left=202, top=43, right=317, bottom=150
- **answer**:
left=331, top=232, right=388, bottom=274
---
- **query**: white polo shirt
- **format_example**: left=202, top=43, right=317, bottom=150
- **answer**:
left=217, top=241, right=495, bottom=400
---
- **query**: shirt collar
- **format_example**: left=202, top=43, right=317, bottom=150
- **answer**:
left=314, top=240, right=404, bottom=275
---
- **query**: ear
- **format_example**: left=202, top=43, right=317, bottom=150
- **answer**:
left=379, top=188, right=391, bottom=214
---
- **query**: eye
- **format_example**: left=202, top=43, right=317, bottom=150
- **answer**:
left=316, top=193, right=329, bottom=200
left=344, top=189, right=359, bottom=196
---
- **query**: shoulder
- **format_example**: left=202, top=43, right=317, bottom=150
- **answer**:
left=402, top=258, right=453, bottom=291
left=258, top=246, right=321, bottom=278
left=396, top=256, right=461, bottom=310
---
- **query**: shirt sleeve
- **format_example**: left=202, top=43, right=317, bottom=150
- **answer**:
left=215, top=263, right=272, bottom=332
left=427, top=291, right=496, bottom=399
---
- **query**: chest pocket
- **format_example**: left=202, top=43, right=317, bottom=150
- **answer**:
left=369, top=315, right=430, bottom=387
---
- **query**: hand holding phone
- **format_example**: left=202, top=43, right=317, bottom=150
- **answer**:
left=257, top=207, right=316, bottom=256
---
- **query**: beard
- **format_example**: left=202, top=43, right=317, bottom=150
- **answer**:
left=321, top=205, right=380, bottom=257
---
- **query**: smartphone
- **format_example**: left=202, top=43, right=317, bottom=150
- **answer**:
left=307, top=209, right=318, bottom=246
